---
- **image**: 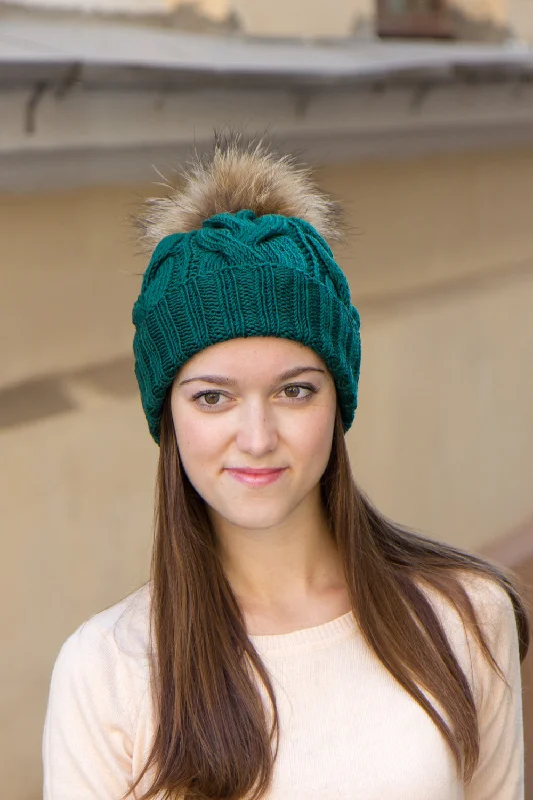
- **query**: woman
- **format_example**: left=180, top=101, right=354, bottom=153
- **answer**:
left=43, top=135, right=528, bottom=799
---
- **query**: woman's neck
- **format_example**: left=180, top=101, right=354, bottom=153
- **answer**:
left=213, top=495, right=350, bottom=634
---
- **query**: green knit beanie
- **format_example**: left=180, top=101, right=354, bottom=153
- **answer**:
left=132, top=208, right=361, bottom=444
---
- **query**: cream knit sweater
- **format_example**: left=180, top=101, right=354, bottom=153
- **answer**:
left=43, top=574, right=524, bottom=799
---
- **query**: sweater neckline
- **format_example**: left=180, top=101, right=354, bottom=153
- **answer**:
left=248, top=609, right=358, bottom=654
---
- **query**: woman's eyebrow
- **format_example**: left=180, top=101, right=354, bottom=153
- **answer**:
left=178, top=366, right=326, bottom=387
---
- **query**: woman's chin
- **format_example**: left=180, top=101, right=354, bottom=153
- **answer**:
left=216, top=506, right=291, bottom=533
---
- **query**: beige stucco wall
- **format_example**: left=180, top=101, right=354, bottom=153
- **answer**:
left=5, top=0, right=166, bottom=9
left=4, top=0, right=371, bottom=36
left=5, top=0, right=229, bottom=16
left=320, top=147, right=533, bottom=548
left=229, top=0, right=373, bottom=38
left=453, top=0, right=506, bottom=25
left=508, top=0, right=533, bottom=40
left=2, top=144, right=533, bottom=796
left=1, top=186, right=158, bottom=797
left=6, top=0, right=533, bottom=39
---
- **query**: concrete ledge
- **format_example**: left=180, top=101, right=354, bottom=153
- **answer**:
left=2, top=80, right=533, bottom=191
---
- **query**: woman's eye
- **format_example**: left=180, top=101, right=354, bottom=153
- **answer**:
left=281, top=384, right=316, bottom=400
left=193, top=391, right=226, bottom=407
left=192, top=384, right=317, bottom=409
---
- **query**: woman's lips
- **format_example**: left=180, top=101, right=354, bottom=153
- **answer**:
left=225, top=468, right=287, bottom=487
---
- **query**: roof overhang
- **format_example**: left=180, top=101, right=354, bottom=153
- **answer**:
left=2, top=14, right=533, bottom=191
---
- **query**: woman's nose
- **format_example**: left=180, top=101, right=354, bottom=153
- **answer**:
left=234, top=401, right=278, bottom=457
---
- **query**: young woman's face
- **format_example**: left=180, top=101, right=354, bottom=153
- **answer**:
left=171, top=337, right=337, bottom=532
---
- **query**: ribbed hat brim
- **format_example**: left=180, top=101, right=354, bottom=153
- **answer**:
left=133, top=263, right=361, bottom=444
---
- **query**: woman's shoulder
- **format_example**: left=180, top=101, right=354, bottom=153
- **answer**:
left=50, top=583, right=153, bottom=704
left=419, top=570, right=520, bottom=702
left=44, top=585, right=155, bottom=794
left=71, top=581, right=151, bottom=649
left=422, top=569, right=516, bottom=636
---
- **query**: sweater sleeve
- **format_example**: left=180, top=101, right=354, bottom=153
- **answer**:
left=43, top=618, right=138, bottom=800
left=464, top=577, right=524, bottom=800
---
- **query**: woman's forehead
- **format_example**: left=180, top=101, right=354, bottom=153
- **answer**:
left=176, top=337, right=327, bottom=382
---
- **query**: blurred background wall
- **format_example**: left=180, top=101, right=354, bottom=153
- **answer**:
left=5, top=0, right=533, bottom=39
left=1, top=0, right=533, bottom=796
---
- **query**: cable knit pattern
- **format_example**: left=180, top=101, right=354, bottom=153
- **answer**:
left=132, top=210, right=361, bottom=444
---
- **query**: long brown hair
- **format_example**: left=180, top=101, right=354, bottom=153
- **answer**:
left=131, top=394, right=529, bottom=800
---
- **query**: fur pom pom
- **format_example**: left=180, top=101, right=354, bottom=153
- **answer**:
left=136, top=132, right=343, bottom=252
